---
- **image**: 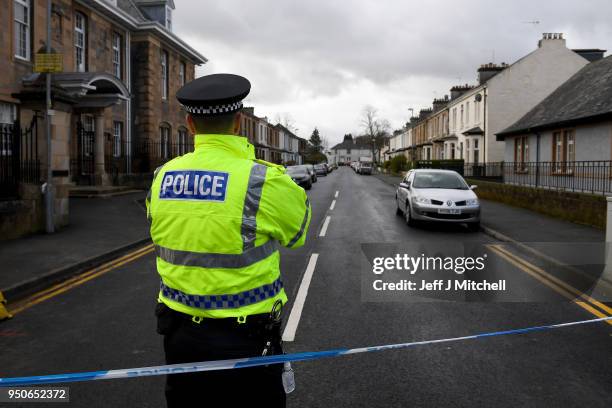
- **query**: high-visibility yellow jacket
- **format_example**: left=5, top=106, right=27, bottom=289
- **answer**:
left=146, top=134, right=311, bottom=318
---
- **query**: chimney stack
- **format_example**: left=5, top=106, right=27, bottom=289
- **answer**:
left=450, top=84, right=474, bottom=100
left=538, top=33, right=566, bottom=48
left=477, top=62, right=509, bottom=84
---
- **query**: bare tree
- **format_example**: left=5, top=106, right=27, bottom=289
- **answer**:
left=360, top=105, right=390, bottom=163
left=274, top=112, right=298, bottom=134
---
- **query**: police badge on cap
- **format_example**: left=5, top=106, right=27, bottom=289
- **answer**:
left=176, top=73, right=251, bottom=116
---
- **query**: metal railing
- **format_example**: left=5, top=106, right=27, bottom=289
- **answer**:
left=105, top=140, right=195, bottom=177
left=0, top=119, right=40, bottom=199
left=463, top=161, right=612, bottom=194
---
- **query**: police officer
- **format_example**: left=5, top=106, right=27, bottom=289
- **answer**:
left=146, top=73, right=311, bottom=407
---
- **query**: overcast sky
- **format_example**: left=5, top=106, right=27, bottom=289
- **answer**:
left=173, top=0, right=612, bottom=146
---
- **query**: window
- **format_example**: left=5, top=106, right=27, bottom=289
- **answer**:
left=450, top=143, right=455, bottom=160
left=74, top=12, right=86, bottom=72
left=459, top=142, right=463, bottom=159
left=514, top=136, right=529, bottom=172
left=112, top=33, right=122, bottom=78
left=179, top=62, right=186, bottom=87
left=452, top=108, right=457, bottom=131
left=0, top=103, right=17, bottom=156
left=113, top=121, right=122, bottom=157
left=14, top=0, right=30, bottom=60
left=475, top=99, right=481, bottom=122
left=161, top=51, right=168, bottom=100
left=160, top=125, right=170, bottom=159
left=177, top=128, right=188, bottom=155
left=553, top=130, right=575, bottom=173
left=460, top=105, right=464, bottom=129
left=473, top=138, right=479, bottom=164
left=466, top=102, right=470, bottom=125
left=166, top=6, right=173, bottom=30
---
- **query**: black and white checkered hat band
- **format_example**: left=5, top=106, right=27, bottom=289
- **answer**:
left=183, top=101, right=243, bottom=115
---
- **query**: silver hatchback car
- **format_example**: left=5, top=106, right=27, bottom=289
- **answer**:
left=395, top=169, right=480, bottom=231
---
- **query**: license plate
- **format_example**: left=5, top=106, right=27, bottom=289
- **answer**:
left=438, top=209, right=461, bottom=215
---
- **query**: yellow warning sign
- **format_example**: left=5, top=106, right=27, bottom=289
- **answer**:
left=0, top=291, right=12, bottom=320
left=34, top=53, right=63, bottom=73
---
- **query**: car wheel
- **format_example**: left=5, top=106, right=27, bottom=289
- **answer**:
left=405, top=201, right=417, bottom=227
left=467, top=221, right=480, bottom=232
left=395, top=195, right=402, bottom=216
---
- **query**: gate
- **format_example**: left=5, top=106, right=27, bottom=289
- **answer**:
left=71, top=122, right=95, bottom=184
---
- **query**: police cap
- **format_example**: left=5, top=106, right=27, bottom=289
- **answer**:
left=176, top=73, right=251, bottom=116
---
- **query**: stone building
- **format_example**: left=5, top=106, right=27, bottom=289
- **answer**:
left=0, top=0, right=205, bottom=235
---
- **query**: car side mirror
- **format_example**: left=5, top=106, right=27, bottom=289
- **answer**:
left=399, top=182, right=411, bottom=189
left=470, top=185, right=478, bottom=190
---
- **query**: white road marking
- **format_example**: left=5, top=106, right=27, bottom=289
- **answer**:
left=330, top=200, right=336, bottom=211
left=282, top=253, right=319, bottom=342
left=334, top=190, right=339, bottom=198
left=319, top=216, right=331, bottom=237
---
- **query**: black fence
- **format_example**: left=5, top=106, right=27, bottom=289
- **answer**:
left=462, top=161, right=612, bottom=195
left=0, top=119, right=40, bottom=199
left=105, top=140, right=194, bottom=180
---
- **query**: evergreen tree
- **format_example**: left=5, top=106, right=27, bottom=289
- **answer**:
left=309, top=128, right=322, bottom=153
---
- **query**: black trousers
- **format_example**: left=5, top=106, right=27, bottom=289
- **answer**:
left=156, top=303, right=286, bottom=407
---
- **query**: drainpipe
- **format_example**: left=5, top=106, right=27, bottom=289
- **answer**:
left=482, top=88, right=487, bottom=166
left=45, top=0, right=54, bottom=233
left=535, top=131, right=541, bottom=188
left=125, top=30, right=132, bottom=173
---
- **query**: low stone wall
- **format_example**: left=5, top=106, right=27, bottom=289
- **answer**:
left=466, top=179, right=607, bottom=229
left=0, top=183, right=69, bottom=240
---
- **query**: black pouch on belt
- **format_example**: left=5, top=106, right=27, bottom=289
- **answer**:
left=155, top=302, right=180, bottom=335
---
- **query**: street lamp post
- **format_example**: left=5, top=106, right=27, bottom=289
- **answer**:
left=44, top=0, right=54, bottom=233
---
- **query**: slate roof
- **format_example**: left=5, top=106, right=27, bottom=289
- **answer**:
left=497, top=55, right=612, bottom=138
left=117, top=0, right=147, bottom=22
left=331, top=139, right=370, bottom=150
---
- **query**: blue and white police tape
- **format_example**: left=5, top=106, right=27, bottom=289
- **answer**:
left=1, top=316, right=610, bottom=387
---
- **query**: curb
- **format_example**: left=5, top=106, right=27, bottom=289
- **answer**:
left=2, top=237, right=152, bottom=304
left=480, top=224, right=612, bottom=287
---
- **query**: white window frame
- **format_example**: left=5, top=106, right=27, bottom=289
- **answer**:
left=113, top=121, right=122, bottom=157
left=160, top=126, right=170, bottom=159
left=177, top=128, right=187, bottom=155
left=74, top=12, right=86, bottom=72
left=14, top=0, right=31, bottom=60
left=161, top=51, right=168, bottom=100
left=179, top=61, right=186, bottom=86
left=112, top=32, right=121, bottom=78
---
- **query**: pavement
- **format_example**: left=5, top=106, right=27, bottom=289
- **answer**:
left=1, top=168, right=611, bottom=407
left=0, top=191, right=149, bottom=300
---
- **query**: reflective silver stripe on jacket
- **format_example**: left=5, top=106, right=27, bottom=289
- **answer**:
left=160, top=277, right=283, bottom=310
left=287, top=198, right=310, bottom=248
left=155, top=239, right=278, bottom=269
left=241, top=163, right=268, bottom=250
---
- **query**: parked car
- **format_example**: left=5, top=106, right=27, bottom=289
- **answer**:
left=286, top=165, right=312, bottom=190
left=314, top=163, right=328, bottom=176
left=304, top=164, right=317, bottom=183
left=357, top=161, right=373, bottom=175
left=395, top=169, right=480, bottom=231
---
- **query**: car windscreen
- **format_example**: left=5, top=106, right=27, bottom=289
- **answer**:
left=412, top=172, right=468, bottom=189
left=287, top=167, right=308, bottom=176
left=360, top=163, right=372, bottom=167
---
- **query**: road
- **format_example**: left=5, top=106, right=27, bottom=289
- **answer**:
left=1, top=167, right=611, bottom=407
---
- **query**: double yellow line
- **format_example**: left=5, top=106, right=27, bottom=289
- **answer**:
left=488, top=244, right=612, bottom=325
left=8, top=243, right=155, bottom=316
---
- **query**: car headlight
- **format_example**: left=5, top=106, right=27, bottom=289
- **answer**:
left=414, top=196, right=431, bottom=205
left=466, top=198, right=479, bottom=206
